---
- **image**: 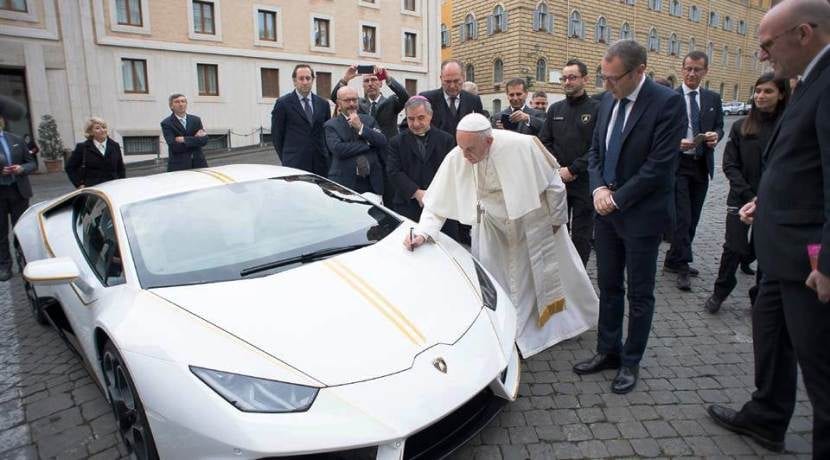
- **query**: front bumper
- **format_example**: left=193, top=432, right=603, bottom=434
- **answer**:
left=128, top=310, right=521, bottom=459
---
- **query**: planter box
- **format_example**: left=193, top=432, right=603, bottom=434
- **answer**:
left=44, top=158, right=63, bottom=174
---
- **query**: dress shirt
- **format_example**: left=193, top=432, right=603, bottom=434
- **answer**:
left=93, top=139, right=107, bottom=156
left=444, top=92, right=459, bottom=111
left=604, top=74, right=647, bottom=150
left=295, top=90, right=314, bottom=115
left=681, top=83, right=702, bottom=153
left=176, top=114, right=187, bottom=129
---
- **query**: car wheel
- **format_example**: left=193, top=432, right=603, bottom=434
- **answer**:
left=17, top=251, right=48, bottom=326
left=102, top=341, right=160, bottom=460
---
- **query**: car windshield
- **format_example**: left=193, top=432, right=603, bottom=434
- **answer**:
left=121, top=175, right=401, bottom=288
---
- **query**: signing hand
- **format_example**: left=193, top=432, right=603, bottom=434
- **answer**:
left=403, top=233, right=426, bottom=251
left=739, top=198, right=757, bottom=225
left=560, top=167, right=576, bottom=183
left=593, top=188, right=617, bottom=216
left=705, top=131, right=719, bottom=148
left=413, top=189, right=426, bottom=207
left=806, top=270, right=830, bottom=303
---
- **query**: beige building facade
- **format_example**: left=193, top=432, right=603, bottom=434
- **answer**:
left=443, top=0, right=771, bottom=112
left=0, top=0, right=441, bottom=164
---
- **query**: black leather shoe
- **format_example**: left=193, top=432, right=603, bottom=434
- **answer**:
left=611, top=366, right=639, bottom=394
left=706, top=405, right=784, bottom=452
left=0, top=268, right=11, bottom=282
left=740, top=262, right=756, bottom=275
left=704, top=294, right=723, bottom=313
left=573, top=353, right=621, bottom=375
left=664, top=265, right=699, bottom=276
left=677, top=272, right=692, bottom=291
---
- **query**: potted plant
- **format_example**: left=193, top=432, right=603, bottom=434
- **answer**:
left=37, top=114, right=65, bottom=173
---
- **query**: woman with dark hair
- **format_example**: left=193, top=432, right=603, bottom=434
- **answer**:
left=704, top=73, right=788, bottom=313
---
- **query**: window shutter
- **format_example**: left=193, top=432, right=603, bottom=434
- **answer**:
left=486, top=15, right=494, bottom=35
left=546, top=15, right=554, bottom=33
left=459, top=24, right=465, bottom=42
left=473, top=20, right=478, bottom=39
left=532, top=11, right=540, bottom=31
left=502, top=10, right=508, bottom=32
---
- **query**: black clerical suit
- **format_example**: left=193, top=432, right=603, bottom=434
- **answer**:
left=495, top=105, right=545, bottom=136
left=539, top=93, right=600, bottom=265
left=735, top=49, right=830, bottom=458
left=386, top=127, right=458, bottom=240
left=325, top=114, right=387, bottom=195
left=65, top=138, right=126, bottom=188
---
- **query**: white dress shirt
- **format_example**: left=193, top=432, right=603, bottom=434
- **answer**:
left=93, top=139, right=107, bottom=155
left=604, top=74, right=647, bottom=150
left=681, top=83, right=702, bottom=153
left=444, top=92, right=460, bottom=111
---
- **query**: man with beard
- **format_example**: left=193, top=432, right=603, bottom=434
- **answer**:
left=531, top=91, right=549, bottom=112
left=494, top=78, right=545, bottom=136
left=538, top=59, right=600, bottom=265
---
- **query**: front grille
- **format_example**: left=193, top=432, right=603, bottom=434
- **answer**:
left=403, top=387, right=506, bottom=460
left=259, top=446, right=377, bottom=460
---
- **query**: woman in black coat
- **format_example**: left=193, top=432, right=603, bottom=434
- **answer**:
left=704, top=73, right=788, bottom=313
left=66, top=117, right=126, bottom=188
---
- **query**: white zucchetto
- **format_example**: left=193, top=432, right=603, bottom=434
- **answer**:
left=456, top=113, right=491, bottom=132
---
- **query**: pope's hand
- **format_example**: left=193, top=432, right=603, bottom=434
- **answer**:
left=404, top=233, right=426, bottom=251
left=806, top=270, right=830, bottom=303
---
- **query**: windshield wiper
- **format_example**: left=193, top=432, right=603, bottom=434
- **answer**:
left=240, top=244, right=372, bottom=277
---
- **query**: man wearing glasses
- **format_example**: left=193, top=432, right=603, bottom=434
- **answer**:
left=538, top=59, right=600, bottom=266
left=574, top=40, right=687, bottom=394
left=663, top=50, right=724, bottom=292
left=706, top=0, right=830, bottom=456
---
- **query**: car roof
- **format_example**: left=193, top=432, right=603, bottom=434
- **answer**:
left=88, top=164, right=308, bottom=208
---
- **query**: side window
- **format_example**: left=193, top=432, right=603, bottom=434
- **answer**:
left=73, top=195, right=125, bottom=286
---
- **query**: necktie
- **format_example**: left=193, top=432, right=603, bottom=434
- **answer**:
left=370, top=101, right=377, bottom=117
left=302, top=97, right=313, bottom=123
left=688, top=91, right=704, bottom=156
left=0, top=133, right=10, bottom=165
left=603, top=98, right=630, bottom=186
left=449, top=96, right=458, bottom=118
left=179, top=117, right=186, bottom=130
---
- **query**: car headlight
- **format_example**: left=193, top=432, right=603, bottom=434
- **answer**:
left=472, top=259, right=497, bottom=311
left=190, top=366, right=319, bottom=413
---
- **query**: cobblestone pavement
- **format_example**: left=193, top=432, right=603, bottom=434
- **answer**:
left=0, top=128, right=815, bottom=459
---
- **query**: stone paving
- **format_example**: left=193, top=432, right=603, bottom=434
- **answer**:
left=0, top=127, right=815, bottom=459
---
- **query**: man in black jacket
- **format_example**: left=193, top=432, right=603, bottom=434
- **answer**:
left=419, top=60, right=484, bottom=137
left=706, top=1, right=830, bottom=456
left=0, top=115, right=36, bottom=281
left=538, top=59, right=599, bottom=265
left=494, top=78, right=545, bottom=136
left=386, top=96, right=458, bottom=240
left=160, top=94, right=209, bottom=171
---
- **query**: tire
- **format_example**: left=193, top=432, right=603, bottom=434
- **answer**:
left=101, top=341, right=160, bottom=460
left=17, top=251, right=48, bottom=326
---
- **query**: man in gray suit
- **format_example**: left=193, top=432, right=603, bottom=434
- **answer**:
left=0, top=115, right=36, bottom=281
left=494, top=78, right=545, bottom=136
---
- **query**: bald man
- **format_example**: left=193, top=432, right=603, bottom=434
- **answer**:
left=706, top=0, right=830, bottom=456
left=419, top=60, right=484, bottom=138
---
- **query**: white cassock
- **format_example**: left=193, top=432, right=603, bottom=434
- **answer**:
left=415, top=128, right=599, bottom=358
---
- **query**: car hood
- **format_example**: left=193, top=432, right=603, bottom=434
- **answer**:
left=150, top=229, right=486, bottom=386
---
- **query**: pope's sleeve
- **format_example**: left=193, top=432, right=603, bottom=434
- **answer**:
left=414, top=208, right=446, bottom=240
left=545, top=173, right=568, bottom=227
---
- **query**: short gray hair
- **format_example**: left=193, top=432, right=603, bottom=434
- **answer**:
left=605, top=40, right=647, bottom=72
left=404, top=96, right=433, bottom=115
left=168, top=93, right=186, bottom=104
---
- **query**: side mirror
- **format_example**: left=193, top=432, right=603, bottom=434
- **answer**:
left=23, top=257, right=80, bottom=286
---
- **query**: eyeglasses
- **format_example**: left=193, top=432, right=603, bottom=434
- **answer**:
left=559, top=75, right=582, bottom=83
left=599, top=68, right=633, bottom=85
left=759, top=23, right=818, bottom=54
left=682, top=66, right=706, bottom=74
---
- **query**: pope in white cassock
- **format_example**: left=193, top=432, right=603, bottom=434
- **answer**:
left=404, top=113, right=599, bottom=358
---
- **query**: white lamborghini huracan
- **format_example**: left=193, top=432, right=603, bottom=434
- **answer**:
left=15, top=164, right=521, bottom=459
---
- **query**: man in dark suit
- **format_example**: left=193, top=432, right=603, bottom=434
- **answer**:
left=420, top=60, right=484, bottom=138
left=330, top=65, right=409, bottom=140
left=325, top=87, right=387, bottom=195
left=386, top=96, right=458, bottom=240
left=0, top=116, right=37, bottom=281
left=271, top=64, right=331, bottom=176
left=494, top=78, right=545, bottom=136
left=531, top=91, right=549, bottom=112
left=160, top=94, right=209, bottom=172
left=574, top=40, right=687, bottom=394
left=706, top=1, right=830, bottom=456
left=539, top=59, right=600, bottom=266
left=663, top=51, right=724, bottom=290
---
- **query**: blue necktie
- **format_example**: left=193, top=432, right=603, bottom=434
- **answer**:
left=603, top=98, right=630, bottom=186
left=302, top=97, right=314, bottom=124
left=0, top=133, right=10, bottom=165
left=688, top=91, right=703, bottom=156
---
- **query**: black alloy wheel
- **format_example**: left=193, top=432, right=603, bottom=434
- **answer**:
left=16, top=251, right=48, bottom=325
left=101, top=341, right=160, bottom=460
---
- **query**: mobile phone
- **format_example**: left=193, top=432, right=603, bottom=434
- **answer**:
left=500, top=112, right=518, bottom=130
left=356, top=65, right=375, bottom=75
left=692, top=133, right=707, bottom=146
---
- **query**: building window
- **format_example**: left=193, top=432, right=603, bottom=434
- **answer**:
left=261, top=68, right=279, bottom=98
left=719, top=82, right=724, bottom=96
left=404, top=32, right=417, bottom=58
left=316, top=72, right=331, bottom=100
left=733, top=84, right=739, bottom=100
left=314, top=17, right=330, bottom=48
left=669, top=33, right=679, bottom=55
left=536, top=58, right=547, bottom=82
left=689, top=4, right=700, bottom=22
left=648, top=0, right=662, bottom=11
left=465, top=64, right=475, bottom=82
left=405, top=78, right=417, bottom=96
left=688, top=36, right=696, bottom=52
left=707, top=41, right=714, bottom=61
left=257, top=9, right=277, bottom=41
left=123, top=136, right=158, bottom=155
left=595, top=16, right=609, bottom=43
left=620, top=22, right=632, bottom=40
left=362, top=25, right=377, bottom=53
left=670, top=0, right=681, bottom=16
left=403, top=0, right=416, bottom=12
left=492, top=98, right=502, bottom=114
left=648, top=28, right=660, bottom=52
left=0, top=0, right=26, bottom=12
left=736, top=48, right=742, bottom=70
left=489, top=4, right=507, bottom=34
left=595, top=65, right=603, bottom=87
left=723, top=16, right=732, bottom=31
left=462, top=13, right=477, bottom=41
left=738, top=20, right=747, bottom=35
left=115, top=0, right=141, bottom=26
left=709, top=11, right=718, bottom=27
left=667, top=75, right=677, bottom=87
left=534, top=2, right=553, bottom=32
left=568, top=10, right=583, bottom=38
left=625, top=0, right=636, bottom=5
left=197, top=63, right=218, bottom=96
left=193, top=1, right=215, bottom=35
left=441, top=23, right=449, bottom=47
left=493, top=58, right=503, bottom=84
left=722, top=45, right=728, bottom=66
left=121, top=58, right=147, bottom=93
